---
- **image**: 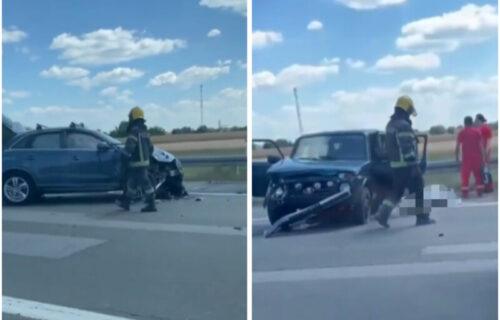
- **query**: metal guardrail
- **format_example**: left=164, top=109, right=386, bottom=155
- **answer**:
left=426, top=158, right=498, bottom=171
left=179, top=155, right=246, bottom=167
left=179, top=156, right=497, bottom=169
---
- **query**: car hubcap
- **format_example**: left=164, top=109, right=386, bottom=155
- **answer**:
left=4, top=176, right=29, bottom=203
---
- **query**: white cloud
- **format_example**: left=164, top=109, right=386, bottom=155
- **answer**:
left=322, top=57, right=341, bottom=65
left=217, top=59, right=232, bottom=66
left=307, top=20, right=323, bottom=31
left=68, top=67, right=144, bottom=88
left=3, top=27, right=27, bottom=43
left=253, top=30, right=283, bottom=49
left=149, top=65, right=230, bottom=88
left=237, top=60, right=247, bottom=69
left=100, top=86, right=134, bottom=104
left=7, top=91, right=31, bottom=99
left=396, top=4, right=498, bottom=52
left=207, top=28, right=221, bottom=37
left=50, top=28, right=186, bottom=65
left=335, top=0, right=406, bottom=10
left=372, top=53, right=440, bottom=71
left=199, top=0, right=246, bottom=16
left=3, top=89, right=31, bottom=106
left=253, top=75, right=497, bottom=139
left=40, top=65, right=90, bottom=79
left=144, top=87, right=246, bottom=129
left=253, top=63, right=340, bottom=90
left=346, top=58, right=366, bottom=69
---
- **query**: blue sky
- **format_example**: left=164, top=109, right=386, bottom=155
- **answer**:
left=3, top=0, right=247, bottom=132
left=253, top=0, right=498, bottom=139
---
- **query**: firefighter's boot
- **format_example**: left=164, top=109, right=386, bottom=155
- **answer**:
left=115, top=197, right=130, bottom=211
left=415, top=214, right=436, bottom=226
left=141, top=196, right=157, bottom=213
left=373, top=200, right=393, bottom=228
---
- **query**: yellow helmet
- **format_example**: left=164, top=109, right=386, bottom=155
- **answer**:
left=129, top=106, right=145, bottom=121
left=395, top=95, right=416, bottom=116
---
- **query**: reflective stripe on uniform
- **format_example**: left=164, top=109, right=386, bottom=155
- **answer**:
left=128, top=135, right=138, bottom=141
left=382, top=199, right=395, bottom=208
left=129, top=160, right=150, bottom=167
left=144, top=187, right=155, bottom=195
left=396, top=132, right=416, bottom=138
left=390, top=161, right=415, bottom=168
left=138, top=134, right=144, bottom=163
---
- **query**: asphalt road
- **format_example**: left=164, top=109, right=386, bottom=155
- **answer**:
left=253, top=195, right=498, bottom=320
left=3, top=182, right=246, bottom=320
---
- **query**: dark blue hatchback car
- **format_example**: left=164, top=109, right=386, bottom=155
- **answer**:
left=3, top=125, right=185, bottom=205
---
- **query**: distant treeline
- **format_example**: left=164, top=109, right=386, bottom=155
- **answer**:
left=108, top=121, right=246, bottom=138
left=428, top=121, right=498, bottom=135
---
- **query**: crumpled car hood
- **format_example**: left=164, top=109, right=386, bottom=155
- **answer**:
left=267, top=158, right=368, bottom=177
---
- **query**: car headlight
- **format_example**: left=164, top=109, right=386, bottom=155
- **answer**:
left=339, top=182, right=351, bottom=193
left=326, top=181, right=334, bottom=188
left=294, top=183, right=303, bottom=190
left=313, top=182, right=322, bottom=190
left=275, top=187, right=284, bottom=196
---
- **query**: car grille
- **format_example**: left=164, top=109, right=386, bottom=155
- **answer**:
left=285, top=179, right=339, bottom=196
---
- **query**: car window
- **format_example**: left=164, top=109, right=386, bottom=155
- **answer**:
left=10, top=136, right=31, bottom=149
left=31, top=133, right=61, bottom=149
left=293, top=134, right=367, bottom=161
left=66, top=133, right=102, bottom=149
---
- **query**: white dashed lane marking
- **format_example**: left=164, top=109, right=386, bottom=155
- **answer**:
left=253, top=259, right=497, bottom=284
left=422, top=242, right=497, bottom=255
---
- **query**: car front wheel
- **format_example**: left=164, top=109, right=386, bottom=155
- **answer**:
left=351, top=186, right=371, bottom=225
left=3, top=172, right=37, bottom=205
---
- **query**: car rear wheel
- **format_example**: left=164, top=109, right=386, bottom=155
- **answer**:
left=3, top=172, right=37, bottom=205
left=351, top=186, right=371, bottom=225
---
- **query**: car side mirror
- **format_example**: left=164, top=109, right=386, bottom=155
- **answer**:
left=97, top=142, right=111, bottom=152
left=267, top=155, right=281, bottom=164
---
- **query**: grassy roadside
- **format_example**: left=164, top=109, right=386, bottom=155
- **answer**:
left=425, top=167, right=498, bottom=192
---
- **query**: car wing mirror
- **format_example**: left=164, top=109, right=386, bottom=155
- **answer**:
left=97, top=142, right=111, bottom=151
left=267, top=155, right=282, bottom=164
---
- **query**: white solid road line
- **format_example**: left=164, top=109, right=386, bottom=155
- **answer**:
left=4, top=211, right=246, bottom=237
left=459, top=201, right=498, bottom=208
left=3, top=296, right=132, bottom=320
left=190, top=192, right=247, bottom=197
left=253, top=259, right=497, bottom=284
left=422, top=242, right=497, bottom=255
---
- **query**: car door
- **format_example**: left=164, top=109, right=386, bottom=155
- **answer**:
left=25, top=132, right=68, bottom=188
left=63, top=130, right=121, bottom=189
left=252, top=139, right=284, bottom=197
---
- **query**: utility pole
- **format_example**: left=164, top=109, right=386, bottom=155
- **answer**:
left=293, top=87, right=304, bottom=135
left=200, top=84, right=204, bottom=126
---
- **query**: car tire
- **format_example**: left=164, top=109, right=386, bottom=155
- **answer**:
left=3, top=172, right=37, bottom=205
left=351, top=186, right=371, bottom=225
left=267, top=203, right=290, bottom=226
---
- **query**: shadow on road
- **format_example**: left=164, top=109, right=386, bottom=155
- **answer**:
left=253, top=214, right=360, bottom=239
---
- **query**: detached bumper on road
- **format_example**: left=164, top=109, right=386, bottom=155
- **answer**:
left=264, top=189, right=352, bottom=238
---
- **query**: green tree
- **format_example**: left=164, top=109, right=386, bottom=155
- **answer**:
left=148, top=126, right=167, bottom=136
left=109, top=121, right=129, bottom=138
left=446, top=126, right=455, bottom=134
left=429, top=125, right=446, bottom=135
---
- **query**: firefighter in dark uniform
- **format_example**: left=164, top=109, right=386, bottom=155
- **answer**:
left=116, top=106, right=157, bottom=212
left=373, top=96, right=435, bottom=228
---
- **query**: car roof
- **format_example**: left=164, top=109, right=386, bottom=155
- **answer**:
left=5, top=127, right=100, bottom=148
left=298, top=129, right=380, bottom=139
